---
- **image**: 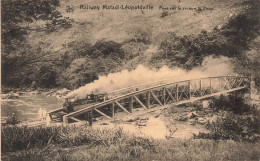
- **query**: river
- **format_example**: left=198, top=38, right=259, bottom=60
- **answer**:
left=1, top=94, right=64, bottom=122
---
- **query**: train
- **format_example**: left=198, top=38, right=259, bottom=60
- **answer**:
left=69, top=78, right=182, bottom=106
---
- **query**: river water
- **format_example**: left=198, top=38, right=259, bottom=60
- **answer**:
left=1, top=94, right=64, bottom=122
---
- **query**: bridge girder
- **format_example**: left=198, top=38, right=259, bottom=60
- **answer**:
left=48, top=76, right=250, bottom=125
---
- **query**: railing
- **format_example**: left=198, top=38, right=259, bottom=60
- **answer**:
left=62, top=76, right=250, bottom=125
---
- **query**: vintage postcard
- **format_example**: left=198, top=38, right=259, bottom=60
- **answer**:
left=1, top=0, right=260, bottom=160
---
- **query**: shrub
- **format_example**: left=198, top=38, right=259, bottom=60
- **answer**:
left=209, top=94, right=251, bottom=114
left=194, top=112, right=260, bottom=142
left=2, top=125, right=260, bottom=161
left=1, top=126, right=132, bottom=153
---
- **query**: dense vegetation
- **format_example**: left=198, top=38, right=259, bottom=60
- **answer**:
left=194, top=95, right=260, bottom=142
left=2, top=126, right=260, bottom=160
left=209, top=94, right=252, bottom=114
left=1, top=0, right=260, bottom=90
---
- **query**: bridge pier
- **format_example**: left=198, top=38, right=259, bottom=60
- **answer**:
left=146, top=91, right=150, bottom=109
left=63, top=116, right=69, bottom=125
left=162, top=88, right=166, bottom=105
left=209, top=78, right=212, bottom=94
left=89, top=109, right=93, bottom=126
left=188, top=82, right=191, bottom=99
left=129, top=96, right=133, bottom=113
left=111, top=102, right=115, bottom=118
left=199, top=80, right=202, bottom=97
left=176, top=84, right=179, bottom=101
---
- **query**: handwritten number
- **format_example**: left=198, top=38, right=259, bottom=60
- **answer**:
left=66, top=6, right=75, bottom=13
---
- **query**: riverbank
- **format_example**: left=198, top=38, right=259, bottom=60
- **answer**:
left=1, top=88, right=68, bottom=124
left=1, top=88, right=71, bottom=99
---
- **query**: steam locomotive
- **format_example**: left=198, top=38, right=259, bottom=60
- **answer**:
left=71, top=93, right=109, bottom=106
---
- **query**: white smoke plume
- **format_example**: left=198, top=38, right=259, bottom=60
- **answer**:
left=67, top=56, right=235, bottom=99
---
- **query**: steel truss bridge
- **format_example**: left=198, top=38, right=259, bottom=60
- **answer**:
left=48, top=76, right=251, bottom=125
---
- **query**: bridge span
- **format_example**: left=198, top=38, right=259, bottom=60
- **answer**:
left=48, top=76, right=251, bottom=125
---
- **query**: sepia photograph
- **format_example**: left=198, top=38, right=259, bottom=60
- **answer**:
left=1, top=0, right=260, bottom=160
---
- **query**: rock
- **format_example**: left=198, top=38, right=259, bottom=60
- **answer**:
left=28, top=91, right=39, bottom=95
left=18, top=92, right=26, bottom=96
left=187, top=112, right=197, bottom=119
left=12, top=93, right=20, bottom=97
left=178, top=115, right=188, bottom=121
left=189, top=121, right=196, bottom=125
left=1, top=94, right=9, bottom=99
left=137, top=122, right=146, bottom=126
left=100, top=123, right=109, bottom=125
left=126, top=119, right=135, bottom=122
left=127, top=117, right=140, bottom=122
left=228, top=13, right=233, bottom=18
left=55, top=88, right=70, bottom=96
left=153, top=110, right=162, bottom=114
left=140, top=117, right=149, bottom=121
left=134, top=117, right=140, bottom=121
left=217, top=25, right=223, bottom=30
left=208, top=115, right=218, bottom=123
left=5, top=93, right=19, bottom=99
left=202, top=100, right=209, bottom=108
left=154, top=114, right=160, bottom=118
left=45, top=90, right=56, bottom=96
left=8, top=95, right=19, bottom=99
left=197, top=118, right=207, bottom=125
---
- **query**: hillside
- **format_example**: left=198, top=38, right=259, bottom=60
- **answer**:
left=1, top=0, right=260, bottom=90
left=27, top=0, right=247, bottom=54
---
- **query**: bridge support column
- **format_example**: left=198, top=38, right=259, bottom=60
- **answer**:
left=176, top=84, right=179, bottom=101
left=63, top=116, right=69, bottom=125
left=146, top=91, right=150, bottom=109
left=89, top=109, right=93, bottom=126
left=209, top=78, right=212, bottom=94
left=162, top=88, right=166, bottom=105
left=111, top=102, right=115, bottom=118
left=199, top=80, right=202, bottom=97
left=48, top=113, right=53, bottom=121
left=188, top=82, right=191, bottom=99
left=129, top=96, right=133, bottom=113
left=219, top=78, right=223, bottom=92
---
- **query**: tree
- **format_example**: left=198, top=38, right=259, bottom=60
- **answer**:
left=92, top=40, right=125, bottom=60
left=126, top=25, right=152, bottom=44
left=61, top=58, right=98, bottom=89
left=1, top=0, right=73, bottom=88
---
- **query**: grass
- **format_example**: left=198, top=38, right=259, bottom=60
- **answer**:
left=1, top=125, right=260, bottom=161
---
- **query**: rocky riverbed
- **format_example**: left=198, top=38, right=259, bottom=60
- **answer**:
left=91, top=102, right=222, bottom=140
